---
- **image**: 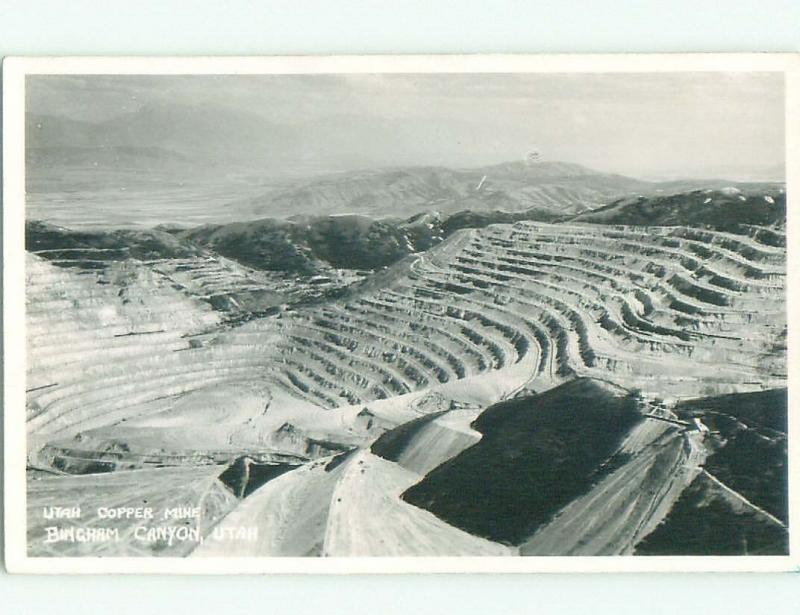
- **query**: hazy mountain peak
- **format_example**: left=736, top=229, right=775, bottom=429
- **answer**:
left=480, top=160, right=601, bottom=178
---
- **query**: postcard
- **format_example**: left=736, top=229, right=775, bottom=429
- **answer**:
left=4, top=54, right=798, bottom=573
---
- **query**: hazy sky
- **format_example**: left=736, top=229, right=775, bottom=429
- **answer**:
left=28, top=72, right=785, bottom=180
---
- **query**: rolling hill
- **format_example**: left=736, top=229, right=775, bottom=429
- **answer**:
left=26, top=206, right=562, bottom=278
left=569, top=187, right=786, bottom=233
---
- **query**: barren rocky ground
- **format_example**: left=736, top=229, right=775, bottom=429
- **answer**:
left=25, top=178, right=788, bottom=557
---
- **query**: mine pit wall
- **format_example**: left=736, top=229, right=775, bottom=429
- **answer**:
left=431, top=342, right=547, bottom=406
left=25, top=217, right=787, bottom=494
left=520, top=421, right=708, bottom=556
left=474, top=224, right=780, bottom=395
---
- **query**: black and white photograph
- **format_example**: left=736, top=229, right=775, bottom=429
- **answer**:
left=3, top=54, right=797, bottom=573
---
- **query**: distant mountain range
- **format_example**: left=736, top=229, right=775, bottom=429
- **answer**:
left=26, top=104, right=539, bottom=174
left=26, top=103, right=785, bottom=225
left=27, top=104, right=293, bottom=167
left=225, top=162, right=660, bottom=219
left=227, top=163, right=787, bottom=221
left=25, top=106, right=658, bottom=222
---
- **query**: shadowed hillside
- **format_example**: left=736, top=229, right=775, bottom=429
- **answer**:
left=402, top=379, right=642, bottom=545
left=635, top=472, right=788, bottom=555
left=27, top=206, right=563, bottom=276
left=570, top=188, right=786, bottom=232
left=25, top=220, right=203, bottom=264
left=175, top=208, right=565, bottom=274
left=674, top=388, right=788, bottom=522
left=177, top=215, right=422, bottom=275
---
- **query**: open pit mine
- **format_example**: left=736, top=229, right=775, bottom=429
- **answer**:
left=25, top=192, right=788, bottom=557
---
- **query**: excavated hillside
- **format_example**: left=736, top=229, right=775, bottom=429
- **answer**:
left=401, top=379, right=642, bottom=545
left=25, top=203, right=788, bottom=556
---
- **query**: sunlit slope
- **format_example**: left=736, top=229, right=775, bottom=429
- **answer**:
left=194, top=449, right=512, bottom=557
left=518, top=416, right=707, bottom=555
left=26, top=253, right=221, bottom=442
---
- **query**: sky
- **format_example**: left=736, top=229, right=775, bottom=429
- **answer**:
left=27, top=72, right=785, bottom=180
